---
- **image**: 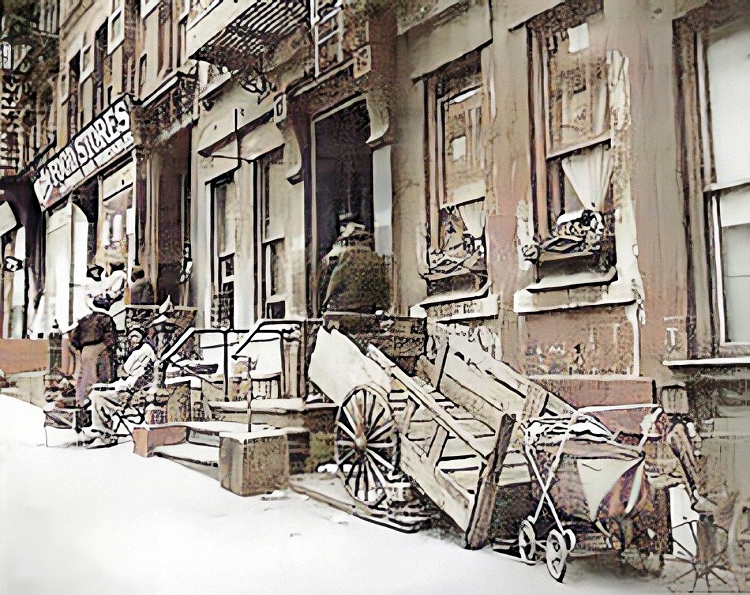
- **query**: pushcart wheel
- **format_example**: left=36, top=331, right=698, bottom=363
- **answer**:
left=545, top=529, right=569, bottom=582
left=518, top=519, right=537, bottom=564
left=563, top=528, right=577, bottom=552
left=335, top=386, right=398, bottom=508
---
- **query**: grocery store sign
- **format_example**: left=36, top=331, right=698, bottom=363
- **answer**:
left=34, top=95, right=134, bottom=208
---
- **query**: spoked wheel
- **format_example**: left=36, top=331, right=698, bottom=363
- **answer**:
left=545, top=529, right=569, bottom=582
left=335, top=386, right=398, bottom=508
left=518, top=518, right=537, bottom=564
left=667, top=518, right=732, bottom=592
left=728, top=497, right=750, bottom=592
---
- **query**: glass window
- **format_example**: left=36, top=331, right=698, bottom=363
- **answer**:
left=706, top=17, right=750, bottom=342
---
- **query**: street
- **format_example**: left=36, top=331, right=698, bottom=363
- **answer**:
left=0, top=395, right=667, bottom=595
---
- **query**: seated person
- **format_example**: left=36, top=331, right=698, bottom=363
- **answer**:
left=87, top=327, right=156, bottom=444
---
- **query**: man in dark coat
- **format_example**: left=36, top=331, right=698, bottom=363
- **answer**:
left=68, top=311, right=117, bottom=405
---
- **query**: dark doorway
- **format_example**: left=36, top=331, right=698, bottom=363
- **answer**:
left=157, top=128, right=190, bottom=304
left=312, top=101, right=372, bottom=313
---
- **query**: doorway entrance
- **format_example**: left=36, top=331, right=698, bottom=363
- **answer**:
left=311, top=100, right=373, bottom=314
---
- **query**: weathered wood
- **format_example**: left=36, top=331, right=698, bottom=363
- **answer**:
left=400, top=441, right=473, bottom=530
left=464, top=414, right=516, bottom=550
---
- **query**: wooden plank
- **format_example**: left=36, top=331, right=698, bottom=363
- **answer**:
left=400, top=437, right=473, bottom=531
left=388, top=361, right=490, bottom=456
left=443, top=353, right=526, bottom=415
left=464, top=414, right=516, bottom=550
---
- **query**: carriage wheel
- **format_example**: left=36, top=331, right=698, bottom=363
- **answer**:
left=518, top=518, right=537, bottom=564
left=667, top=517, right=731, bottom=592
left=728, top=497, right=750, bottom=591
left=545, top=529, right=569, bottom=582
left=335, top=386, right=398, bottom=508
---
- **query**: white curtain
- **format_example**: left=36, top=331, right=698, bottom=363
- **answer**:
left=458, top=201, right=486, bottom=238
left=561, top=144, right=613, bottom=212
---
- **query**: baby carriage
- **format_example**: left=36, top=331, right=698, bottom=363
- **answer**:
left=518, top=404, right=662, bottom=581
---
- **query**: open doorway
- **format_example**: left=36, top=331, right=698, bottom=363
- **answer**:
left=312, top=100, right=373, bottom=314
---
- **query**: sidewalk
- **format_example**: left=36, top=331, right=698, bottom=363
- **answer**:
left=0, top=395, right=668, bottom=595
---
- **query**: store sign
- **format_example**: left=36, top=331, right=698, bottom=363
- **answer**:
left=33, top=96, right=134, bottom=208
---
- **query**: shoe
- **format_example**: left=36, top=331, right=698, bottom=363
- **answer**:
left=86, top=435, right=119, bottom=448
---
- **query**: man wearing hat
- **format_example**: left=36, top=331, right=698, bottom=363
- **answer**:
left=86, top=327, right=157, bottom=445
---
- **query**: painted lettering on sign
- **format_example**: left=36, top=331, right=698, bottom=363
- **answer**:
left=33, top=96, right=134, bottom=208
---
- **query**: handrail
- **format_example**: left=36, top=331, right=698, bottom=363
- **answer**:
left=161, top=326, right=196, bottom=362
left=232, top=317, right=306, bottom=360
left=159, top=326, right=250, bottom=400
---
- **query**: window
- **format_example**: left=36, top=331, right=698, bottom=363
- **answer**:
left=177, top=18, right=187, bottom=66
left=425, top=53, right=487, bottom=293
left=158, top=0, right=173, bottom=74
left=67, top=54, right=80, bottom=138
left=138, top=55, right=147, bottom=93
left=101, top=189, right=129, bottom=268
left=93, top=23, right=108, bottom=115
left=702, top=16, right=750, bottom=344
left=527, top=0, right=615, bottom=279
left=108, top=0, right=125, bottom=52
left=212, top=176, right=235, bottom=328
left=256, top=149, right=286, bottom=319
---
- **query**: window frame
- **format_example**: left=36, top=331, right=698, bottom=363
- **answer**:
left=255, top=148, right=286, bottom=319
left=108, top=0, right=126, bottom=54
left=675, top=0, right=750, bottom=356
left=526, top=0, right=616, bottom=279
left=210, top=174, right=236, bottom=327
left=698, top=18, right=750, bottom=347
left=424, top=51, right=488, bottom=288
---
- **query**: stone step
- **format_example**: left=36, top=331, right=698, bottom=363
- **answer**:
left=153, top=442, right=219, bottom=467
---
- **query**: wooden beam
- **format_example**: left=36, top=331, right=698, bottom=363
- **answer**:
left=463, top=413, right=516, bottom=550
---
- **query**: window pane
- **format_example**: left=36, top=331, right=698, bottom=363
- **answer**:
left=442, top=87, right=485, bottom=205
left=214, top=180, right=235, bottom=256
left=546, top=31, right=608, bottom=154
left=707, top=18, right=750, bottom=186
left=720, top=186, right=750, bottom=342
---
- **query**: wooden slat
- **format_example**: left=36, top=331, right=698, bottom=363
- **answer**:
left=464, top=414, right=516, bottom=550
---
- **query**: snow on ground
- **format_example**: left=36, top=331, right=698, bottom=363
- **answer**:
left=0, top=395, right=667, bottom=595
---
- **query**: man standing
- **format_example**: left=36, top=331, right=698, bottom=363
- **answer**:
left=68, top=309, right=117, bottom=405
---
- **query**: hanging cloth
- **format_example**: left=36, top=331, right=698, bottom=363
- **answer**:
left=561, top=143, right=613, bottom=212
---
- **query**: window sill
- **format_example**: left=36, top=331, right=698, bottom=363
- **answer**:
left=526, top=266, right=616, bottom=293
left=514, top=273, right=632, bottom=314
left=410, top=283, right=498, bottom=320
left=663, top=356, right=750, bottom=367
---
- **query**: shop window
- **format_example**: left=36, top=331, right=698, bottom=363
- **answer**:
left=211, top=176, right=235, bottom=328
left=101, top=189, right=129, bottom=269
left=526, top=0, right=615, bottom=280
left=702, top=16, right=750, bottom=344
left=425, top=53, right=487, bottom=294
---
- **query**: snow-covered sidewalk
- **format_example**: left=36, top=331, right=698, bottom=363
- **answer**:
left=0, top=395, right=666, bottom=595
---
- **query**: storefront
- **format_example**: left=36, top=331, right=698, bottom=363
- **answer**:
left=33, top=95, right=136, bottom=334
